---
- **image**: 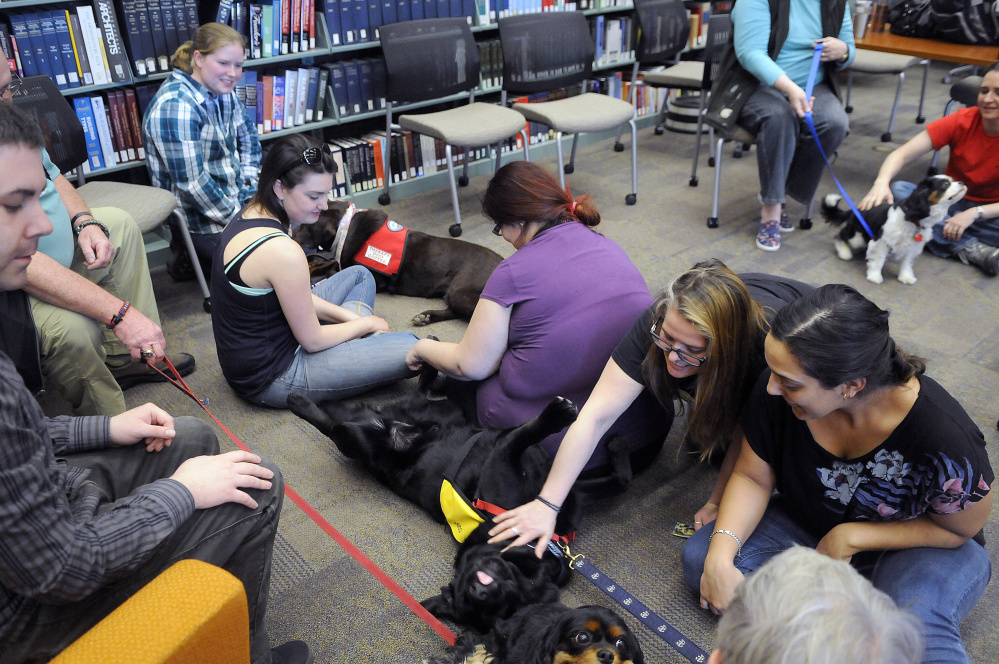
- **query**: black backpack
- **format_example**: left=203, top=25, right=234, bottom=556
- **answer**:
left=888, top=0, right=936, bottom=38
left=928, top=0, right=999, bottom=44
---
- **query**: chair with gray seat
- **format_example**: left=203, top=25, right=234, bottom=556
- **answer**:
left=378, top=18, right=530, bottom=237
left=498, top=11, right=639, bottom=205
left=12, top=75, right=211, bottom=313
left=843, top=49, right=929, bottom=142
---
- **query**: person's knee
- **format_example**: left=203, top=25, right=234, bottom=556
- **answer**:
left=172, top=417, right=221, bottom=457
left=681, top=530, right=711, bottom=591
left=39, top=313, right=102, bottom=358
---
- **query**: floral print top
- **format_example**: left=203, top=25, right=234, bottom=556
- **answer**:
left=742, top=373, right=993, bottom=541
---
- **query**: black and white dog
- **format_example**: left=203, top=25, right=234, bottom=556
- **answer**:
left=823, top=174, right=967, bottom=285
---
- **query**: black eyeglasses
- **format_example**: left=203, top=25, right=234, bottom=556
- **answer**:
left=491, top=221, right=525, bottom=236
left=1, top=71, right=22, bottom=98
left=301, top=144, right=333, bottom=165
left=649, top=315, right=707, bottom=367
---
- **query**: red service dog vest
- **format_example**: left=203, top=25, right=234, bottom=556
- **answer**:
left=353, top=219, right=408, bottom=277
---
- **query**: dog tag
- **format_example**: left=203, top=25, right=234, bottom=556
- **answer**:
left=914, top=234, right=923, bottom=242
left=672, top=522, right=694, bottom=539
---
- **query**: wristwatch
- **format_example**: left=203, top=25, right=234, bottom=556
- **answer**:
left=976, top=206, right=985, bottom=222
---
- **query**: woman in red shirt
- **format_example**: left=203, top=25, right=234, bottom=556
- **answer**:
left=860, top=64, right=999, bottom=276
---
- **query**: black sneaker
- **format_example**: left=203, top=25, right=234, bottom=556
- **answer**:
left=270, top=640, right=314, bottom=664
left=166, top=247, right=195, bottom=282
left=956, top=240, right=999, bottom=276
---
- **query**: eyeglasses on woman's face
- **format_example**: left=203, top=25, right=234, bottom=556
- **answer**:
left=649, top=315, right=707, bottom=367
left=0, top=71, right=22, bottom=99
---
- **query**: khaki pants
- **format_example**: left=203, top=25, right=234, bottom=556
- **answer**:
left=30, top=207, right=160, bottom=416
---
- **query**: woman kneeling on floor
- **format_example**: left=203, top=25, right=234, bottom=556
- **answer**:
left=682, top=284, right=993, bottom=664
left=211, top=134, right=418, bottom=407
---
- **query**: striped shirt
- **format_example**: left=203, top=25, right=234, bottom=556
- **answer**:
left=0, top=352, right=194, bottom=641
left=142, top=69, right=261, bottom=235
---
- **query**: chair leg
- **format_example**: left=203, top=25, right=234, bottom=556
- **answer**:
left=915, top=59, right=929, bottom=123
left=520, top=129, right=530, bottom=161
left=845, top=70, right=854, bottom=113
left=172, top=210, right=211, bottom=312
left=565, top=134, right=580, bottom=175
left=615, top=62, right=640, bottom=151
left=883, top=71, right=905, bottom=142
left=556, top=131, right=566, bottom=189
left=458, top=148, right=470, bottom=186
left=708, top=136, right=724, bottom=228
left=494, top=142, right=502, bottom=173
left=690, top=93, right=707, bottom=186
left=654, top=90, right=669, bottom=135
left=379, top=107, right=392, bottom=206
left=626, top=118, right=637, bottom=205
left=799, top=196, right=814, bottom=230
left=444, top=145, right=462, bottom=237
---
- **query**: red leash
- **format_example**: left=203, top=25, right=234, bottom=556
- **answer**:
left=148, top=358, right=457, bottom=645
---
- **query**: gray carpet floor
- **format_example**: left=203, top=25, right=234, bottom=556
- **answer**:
left=98, top=62, right=998, bottom=663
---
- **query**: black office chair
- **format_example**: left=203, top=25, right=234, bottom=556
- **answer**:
left=499, top=12, right=639, bottom=205
left=379, top=18, right=529, bottom=237
left=13, top=75, right=211, bottom=312
left=687, top=13, right=733, bottom=188
left=611, top=0, right=690, bottom=150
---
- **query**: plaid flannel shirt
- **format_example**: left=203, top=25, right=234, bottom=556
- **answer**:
left=0, top=353, right=194, bottom=641
left=142, top=69, right=261, bottom=235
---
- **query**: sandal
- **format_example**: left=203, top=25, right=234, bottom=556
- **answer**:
left=756, top=219, right=781, bottom=251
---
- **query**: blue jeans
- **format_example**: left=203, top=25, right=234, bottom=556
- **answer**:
left=255, top=266, right=419, bottom=407
left=891, top=181, right=999, bottom=258
left=681, top=499, right=992, bottom=664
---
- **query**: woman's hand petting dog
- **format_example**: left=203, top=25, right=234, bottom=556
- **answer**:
left=489, top=499, right=558, bottom=559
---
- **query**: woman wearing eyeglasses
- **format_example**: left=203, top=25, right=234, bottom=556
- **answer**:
left=489, top=259, right=812, bottom=558
left=405, top=160, right=666, bottom=477
left=210, top=134, right=418, bottom=407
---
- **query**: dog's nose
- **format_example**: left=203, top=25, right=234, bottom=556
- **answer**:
left=596, top=649, right=616, bottom=664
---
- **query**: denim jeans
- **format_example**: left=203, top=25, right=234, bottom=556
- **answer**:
left=738, top=83, right=849, bottom=206
left=891, top=180, right=999, bottom=257
left=681, top=499, right=992, bottom=664
left=255, top=265, right=419, bottom=407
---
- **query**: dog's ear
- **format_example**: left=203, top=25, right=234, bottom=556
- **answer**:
left=421, top=587, right=458, bottom=620
left=899, top=182, right=931, bottom=222
left=623, top=627, right=645, bottom=664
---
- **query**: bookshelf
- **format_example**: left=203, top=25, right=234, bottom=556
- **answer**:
left=1, top=0, right=652, bottom=206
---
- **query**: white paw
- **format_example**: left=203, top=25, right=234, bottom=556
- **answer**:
left=834, top=240, right=853, bottom=261
left=824, top=193, right=842, bottom=208
left=898, top=273, right=917, bottom=284
left=866, top=272, right=884, bottom=284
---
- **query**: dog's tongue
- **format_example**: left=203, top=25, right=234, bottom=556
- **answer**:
left=476, top=571, right=495, bottom=586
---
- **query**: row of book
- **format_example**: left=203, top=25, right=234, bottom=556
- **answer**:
left=73, top=88, right=146, bottom=172
left=118, top=0, right=202, bottom=76
left=320, top=0, right=477, bottom=46
left=592, top=14, right=635, bottom=66
left=1, top=2, right=131, bottom=90
left=685, top=1, right=711, bottom=48
left=221, top=0, right=318, bottom=60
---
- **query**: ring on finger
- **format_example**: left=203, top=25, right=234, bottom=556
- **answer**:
left=511, top=527, right=519, bottom=536
left=142, top=348, right=155, bottom=358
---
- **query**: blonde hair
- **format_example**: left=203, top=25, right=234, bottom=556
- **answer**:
left=171, top=22, right=244, bottom=74
left=641, top=260, right=768, bottom=461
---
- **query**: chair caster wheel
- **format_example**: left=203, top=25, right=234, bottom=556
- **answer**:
left=689, top=176, right=698, bottom=187
left=654, top=126, right=665, bottom=135
left=845, top=104, right=853, bottom=113
left=458, top=175, right=469, bottom=187
left=613, top=142, right=624, bottom=152
left=378, top=193, right=391, bottom=205
left=448, top=224, right=462, bottom=237
left=733, top=149, right=743, bottom=159
left=708, top=157, right=715, bottom=167
left=881, top=132, right=892, bottom=142
left=203, top=298, right=211, bottom=314
left=707, top=217, right=718, bottom=228
left=563, top=164, right=574, bottom=175
left=625, top=193, right=636, bottom=205
left=916, top=115, right=925, bottom=124
left=799, top=217, right=813, bottom=230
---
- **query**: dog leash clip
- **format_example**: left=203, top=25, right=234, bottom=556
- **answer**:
left=559, top=542, right=586, bottom=569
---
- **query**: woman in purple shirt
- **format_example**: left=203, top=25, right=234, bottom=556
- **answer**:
left=406, top=161, right=668, bottom=475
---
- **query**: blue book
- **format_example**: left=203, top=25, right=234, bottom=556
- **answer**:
left=366, top=0, right=382, bottom=39
left=304, top=66, right=320, bottom=121
left=23, top=13, right=55, bottom=83
left=396, top=0, right=411, bottom=22
left=461, top=0, right=475, bottom=23
left=256, top=77, right=264, bottom=131
left=352, top=0, right=369, bottom=42
left=74, top=97, right=105, bottom=171
left=343, top=59, right=362, bottom=116
left=146, top=0, right=170, bottom=72
left=217, top=0, right=234, bottom=23
left=325, top=62, right=349, bottom=117
left=321, top=0, right=341, bottom=46
left=339, top=0, right=355, bottom=44
left=423, top=0, right=437, bottom=19
left=272, top=74, right=285, bottom=130
left=132, top=0, right=159, bottom=74
left=274, top=0, right=286, bottom=51
left=410, top=0, right=424, bottom=20
left=8, top=15, right=36, bottom=77
left=358, top=58, right=374, bottom=112
left=436, top=0, right=449, bottom=19
left=118, top=0, right=150, bottom=76
left=169, top=0, right=190, bottom=44
left=159, top=0, right=180, bottom=56
left=380, top=0, right=397, bottom=26
left=449, top=0, right=462, bottom=19
left=182, top=0, right=200, bottom=43
left=50, top=10, right=81, bottom=87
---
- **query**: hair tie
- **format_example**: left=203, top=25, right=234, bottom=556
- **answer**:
left=570, top=200, right=578, bottom=214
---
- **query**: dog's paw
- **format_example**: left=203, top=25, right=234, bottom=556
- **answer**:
left=866, top=271, right=885, bottom=284
left=834, top=239, right=853, bottom=261
left=898, top=272, right=917, bottom=285
left=823, top=193, right=842, bottom=208
left=412, top=312, right=431, bottom=327
left=541, top=396, right=579, bottom=427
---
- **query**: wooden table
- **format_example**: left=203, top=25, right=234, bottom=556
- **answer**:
left=856, top=31, right=998, bottom=67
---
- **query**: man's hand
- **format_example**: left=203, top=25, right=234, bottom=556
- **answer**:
left=109, top=402, right=176, bottom=452
left=77, top=225, right=114, bottom=270
left=170, top=451, right=275, bottom=509
left=113, top=307, right=168, bottom=363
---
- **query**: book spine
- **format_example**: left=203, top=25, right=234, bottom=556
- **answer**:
left=217, top=0, right=234, bottom=23
left=90, top=95, right=118, bottom=167
left=304, top=66, right=319, bottom=121
left=291, top=0, right=302, bottom=52
left=281, top=0, right=291, bottom=53
left=118, top=0, right=148, bottom=76
left=8, top=16, right=36, bottom=77
left=272, top=75, right=285, bottom=130
left=295, top=66, right=309, bottom=125
left=51, top=10, right=81, bottom=87
left=124, top=88, right=146, bottom=159
left=283, top=69, right=297, bottom=127
left=159, top=0, right=180, bottom=56
left=256, top=77, right=264, bottom=132
left=261, top=2, right=273, bottom=57
left=94, top=0, right=130, bottom=82
left=110, top=90, right=134, bottom=161
left=74, top=97, right=105, bottom=172
left=38, top=12, right=69, bottom=88
left=314, top=67, right=328, bottom=120
left=262, top=74, right=274, bottom=132
left=133, top=0, right=160, bottom=73
left=24, top=13, right=56, bottom=83
left=323, top=0, right=341, bottom=46
left=250, top=4, right=263, bottom=58
left=76, top=6, right=110, bottom=85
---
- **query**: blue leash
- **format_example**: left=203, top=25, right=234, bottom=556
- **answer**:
left=804, top=43, right=875, bottom=239
left=560, top=543, right=709, bottom=663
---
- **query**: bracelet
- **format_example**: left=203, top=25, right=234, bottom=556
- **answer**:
left=977, top=205, right=985, bottom=222
left=535, top=495, right=562, bottom=513
left=70, top=211, right=94, bottom=225
left=107, top=300, right=130, bottom=330
left=709, top=529, right=742, bottom=556
left=75, top=219, right=110, bottom=239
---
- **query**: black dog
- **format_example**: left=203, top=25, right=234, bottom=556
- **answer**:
left=421, top=540, right=571, bottom=633
left=429, top=603, right=645, bottom=664
left=293, top=200, right=503, bottom=325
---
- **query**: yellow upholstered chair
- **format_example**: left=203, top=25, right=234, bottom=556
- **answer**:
left=51, top=559, right=250, bottom=664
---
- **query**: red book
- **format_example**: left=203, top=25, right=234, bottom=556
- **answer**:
left=106, top=92, right=131, bottom=162
left=291, top=0, right=302, bottom=53
left=281, top=0, right=291, bottom=54
left=262, top=75, right=274, bottom=132
left=123, top=89, right=146, bottom=160
left=307, top=0, right=315, bottom=49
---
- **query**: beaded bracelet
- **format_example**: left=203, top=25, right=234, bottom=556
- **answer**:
left=107, top=300, right=130, bottom=330
left=535, top=495, right=562, bottom=513
left=709, top=529, right=742, bottom=556
left=74, top=219, right=110, bottom=239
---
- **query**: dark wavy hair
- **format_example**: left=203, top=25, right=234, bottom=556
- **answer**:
left=0, top=103, right=44, bottom=150
left=481, top=161, right=600, bottom=232
left=769, top=284, right=925, bottom=394
left=248, top=134, right=336, bottom=229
